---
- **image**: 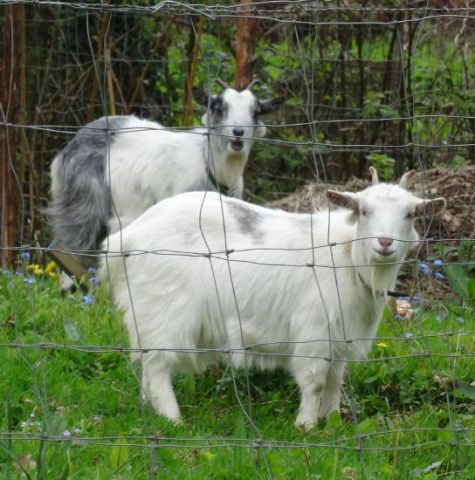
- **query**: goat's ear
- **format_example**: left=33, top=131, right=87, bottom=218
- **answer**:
left=257, top=97, right=285, bottom=115
left=415, top=197, right=446, bottom=217
left=326, top=190, right=359, bottom=212
left=255, top=121, right=267, bottom=138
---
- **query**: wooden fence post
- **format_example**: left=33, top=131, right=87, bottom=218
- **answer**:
left=233, top=0, right=257, bottom=91
left=1, top=5, right=24, bottom=268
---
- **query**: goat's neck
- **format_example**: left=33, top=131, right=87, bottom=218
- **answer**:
left=205, top=139, right=247, bottom=188
left=351, top=244, right=400, bottom=300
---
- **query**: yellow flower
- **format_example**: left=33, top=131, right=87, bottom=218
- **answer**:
left=27, top=264, right=44, bottom=275
left=45, top=261, right=57, bottom=273
left=376, top=342, right=388, bottom=349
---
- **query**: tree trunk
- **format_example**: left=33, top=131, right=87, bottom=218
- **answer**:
left=1, top=5, right=24, bottom=268
left=233, top=0, right=257, bottom=90
left=183, top=16, right=205, bottom=126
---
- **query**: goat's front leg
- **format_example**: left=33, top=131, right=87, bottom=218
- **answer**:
left=318, top=361, right=345, bottom=418
left=293, top=360, right=330, bottom=429
left=142, top=353, right=181, bottom=423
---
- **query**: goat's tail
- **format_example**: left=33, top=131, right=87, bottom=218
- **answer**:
left=46, top=153, right=112, bottom=265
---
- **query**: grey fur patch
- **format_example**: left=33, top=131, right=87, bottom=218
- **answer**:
left=228, top=201, right=264, bottom=240
left=47, top=116, right=130, bottom=260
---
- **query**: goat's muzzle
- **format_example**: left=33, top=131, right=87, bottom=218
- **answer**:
left=230, top=139, right=244, bottom=151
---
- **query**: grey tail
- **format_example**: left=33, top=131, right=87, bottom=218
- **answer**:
left=46, top=116, right=128, bottom=266
left=46, top=164, right=112, bottom=265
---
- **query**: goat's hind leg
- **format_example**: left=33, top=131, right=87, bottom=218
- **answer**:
left=318, top=361, right=345, bottom=418
left=142, top=353, right=181, bottom=423
left=293, top=359, right=330, bottom=429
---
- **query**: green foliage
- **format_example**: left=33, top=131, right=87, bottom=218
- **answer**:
left=366, top=153, right=396, bottom=180
left=435, top=241, right=475, bottom=302
left=1, top=260, right=475, bottom=478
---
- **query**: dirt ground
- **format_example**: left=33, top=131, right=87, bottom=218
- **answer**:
left=271, top=166, right=475, bottom=242
left=271, top=166, right=474, bottom=299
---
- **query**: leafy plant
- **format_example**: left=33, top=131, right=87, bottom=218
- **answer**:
left=366, top=153, right=396, bottom=181
left=435, top=241, right=475, bottom=302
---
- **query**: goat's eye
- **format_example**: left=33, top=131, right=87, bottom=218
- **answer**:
left=212, top=98, right=225, bottom=116
left=360, top=209, right=367, bottom=216
left=406, top=210, right=415, bottom=219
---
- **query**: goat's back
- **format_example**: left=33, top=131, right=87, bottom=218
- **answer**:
left=101, top=192, right=366, bottom=370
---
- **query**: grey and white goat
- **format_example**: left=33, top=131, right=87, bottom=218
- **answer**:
left=100, top=169, right=445, bottom=428
left=47, top=85, right=283, bottom=267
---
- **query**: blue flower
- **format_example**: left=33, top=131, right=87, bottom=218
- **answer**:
left=394, top=314, right=403, bottom=322
left=456, top=316, right=465, bottom=325
left=433, top=271, right=445, bottom=281
left=20, top=251, right=30, bottom=262
left=404, top=332, right=413, bottom=339
left=81, top=294, right=94, bottom=305
left=432, top=258, right=443, bottom=267
left=411, top=295, right=422, bottom=303
left=418, top=262, right=431, bottom=275
left=24, top=277, right=36, bottom=285
left=436, top=312, right=447, bottom=322
left=87, top=267, right=97, bottom=275
left=90, top=276, right=100, bottom=286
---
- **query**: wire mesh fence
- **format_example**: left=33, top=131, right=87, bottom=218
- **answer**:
left=1, top=1, right=474, bottom=478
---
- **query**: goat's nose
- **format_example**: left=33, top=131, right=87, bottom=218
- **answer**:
left=378, top=237, right=393, bottom=249
left=232, top=127, right=245, bottom=137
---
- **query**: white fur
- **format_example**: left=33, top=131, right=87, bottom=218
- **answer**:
left=100, top=182, right=445, bottom=428
left=107, top=89, right=267, bottom=233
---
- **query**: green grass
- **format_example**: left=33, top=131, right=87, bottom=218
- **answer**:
left=0, top=265, right=474, bottom=479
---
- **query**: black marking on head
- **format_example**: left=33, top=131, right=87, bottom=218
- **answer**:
left=228, top=201, right=264, bottom=241
left=209, top=93, right=228, bottom=124
left=251, top=97, right=260, bottom=123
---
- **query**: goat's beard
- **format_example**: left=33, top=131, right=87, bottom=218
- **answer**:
left=371, top=263, right=400, bottom=301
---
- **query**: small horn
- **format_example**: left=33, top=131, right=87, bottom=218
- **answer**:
left=399, top=169, right=417, bottom=189
left=369, top=166, right=379, bottom=185
left=216, top=78, right=231, bottom=90
left=247, top=78, right=259, bottom=90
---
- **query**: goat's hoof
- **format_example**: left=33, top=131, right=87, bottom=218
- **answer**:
left=294, top=417, right=316, bottom=431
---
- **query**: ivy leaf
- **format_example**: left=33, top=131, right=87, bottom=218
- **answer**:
left=455, top=381, right=475, bottom=400
left=356, top=417, right=378, bottom=434
left=444, top=266, right=470, bottom=298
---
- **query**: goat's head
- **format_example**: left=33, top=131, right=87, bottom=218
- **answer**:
left=326, top=169, right=446, bottom=265
left=197, top=83, right=284, bottom=158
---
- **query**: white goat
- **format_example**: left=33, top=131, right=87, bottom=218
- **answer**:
left=100, top=169, right=445, bottom=428
left=48, top=85, right=283, bottom=267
